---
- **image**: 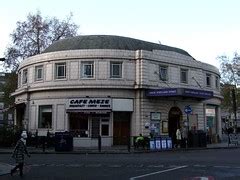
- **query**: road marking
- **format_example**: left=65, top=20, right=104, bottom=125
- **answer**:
left=129, top=165, right=188, bottom=180
left=147, top=165, right=164, bottom=168
left=193, top=164, right=207, bottom=167
left=213, top=165, right=230, bottom=168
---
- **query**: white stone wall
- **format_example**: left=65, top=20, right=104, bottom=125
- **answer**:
left=13, top=48, right=222, bottom=141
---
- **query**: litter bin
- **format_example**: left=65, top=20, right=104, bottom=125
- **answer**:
left=188, top=130, right=207, bottom=148
left=198, top=130, right=207, bottom=147
left=188, top=130, right=199, bottom=148
left=55, top=132, right=73, bottom=151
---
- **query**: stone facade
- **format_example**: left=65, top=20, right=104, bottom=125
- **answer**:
left=12, top=36, right=222, bottom=147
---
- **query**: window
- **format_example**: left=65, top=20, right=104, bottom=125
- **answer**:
left=38, top=105, right=52, bottom=128
left=180, top=69, right=188, bottom=83
left=35, top=65, right=43, bottom=81
left=159, top=65, right=168, bottom=81
left=22, top=69, right=28, bottom=84
left=110, top=62, right=122, bottom=78
left=101, top=118, right=109, bottom=136
left=18, top=71, right=21, bottom=87
left=81, top=61, right=94, bottom=78
left=206, top=73, right=211, bottom=87
left=55, top=63, right=66, bottom=79
left=215, top=76, right=219, bottom=89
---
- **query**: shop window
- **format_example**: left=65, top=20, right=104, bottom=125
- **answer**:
left=81, top=61, right=94, bottom=78
left=55, top=63, right=66, bottom=79
left=159, top=65, right=168, bottom=81
left=22, top=69, right=28, bottom=84
left=69, top=114, right=89, bottom=137
left=35, top=65, right=43, bottom=81
left=180, top=68, right=188, bottom=84
left=38, top=105, right=52, bottom=128
left=110, top=62, right=122, bottom=78
left=206, top=73, right=211, bottom=87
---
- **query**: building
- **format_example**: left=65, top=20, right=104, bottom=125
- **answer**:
left=12, top=35, right=222, bottom=147
left=0, top=72, right=15, bottom=126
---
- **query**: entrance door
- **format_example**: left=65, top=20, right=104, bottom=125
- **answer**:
left=113, top=112, right=130, bottom=145
left=168, top=107, right=182, bottom=145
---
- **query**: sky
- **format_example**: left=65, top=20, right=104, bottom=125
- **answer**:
left=1, top=0, right=240, bottom=68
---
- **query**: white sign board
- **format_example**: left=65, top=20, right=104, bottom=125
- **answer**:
left=67, top=98, right=112, bottom=110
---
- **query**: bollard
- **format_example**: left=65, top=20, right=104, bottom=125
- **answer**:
left=98, top=135, right=101, bottom=152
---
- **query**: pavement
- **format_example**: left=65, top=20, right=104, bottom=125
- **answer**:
left=1, top=138, right=239, bottom=177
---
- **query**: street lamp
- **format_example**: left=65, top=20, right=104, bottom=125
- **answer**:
left=0, top=58, right=5, bottom=61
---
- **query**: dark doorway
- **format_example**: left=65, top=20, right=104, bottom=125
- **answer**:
left=16, top=103, right=25, bottom=129
left=168, top=107, right=182, bottom=146
left=113, top=112, right=131, bottom=145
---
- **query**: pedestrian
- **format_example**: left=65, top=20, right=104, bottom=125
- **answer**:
left=175, top=128, right=182, bottom=148
left=135, top=133, right=145, bottom=149
left=11, top=132, right=30, bottom=177
left=181, top=127, right=188, bottom=148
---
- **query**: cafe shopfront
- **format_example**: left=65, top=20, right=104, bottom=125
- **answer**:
left=66, top=98, right=133, bottom=147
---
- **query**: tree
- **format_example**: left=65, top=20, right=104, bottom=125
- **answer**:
left=218, top=52, right=240, bottom=85
left=4, top=10, right=79, bottom=71
left=218, top=53, right=240, bottom=130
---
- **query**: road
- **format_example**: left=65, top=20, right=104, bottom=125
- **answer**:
left=1, top=148, right=240, bottom=179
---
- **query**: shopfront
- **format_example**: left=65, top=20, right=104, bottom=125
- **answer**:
left=66, top=97, right=133, bottom=147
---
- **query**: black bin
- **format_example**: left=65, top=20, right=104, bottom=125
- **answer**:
left=188, top=130, right=207, bottom=148
left=198, top=130, right=207, bottom=147
left=55, top=132, right=73, bottom=151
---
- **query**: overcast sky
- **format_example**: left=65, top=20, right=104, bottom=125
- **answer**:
left=1, top=0, right=240, bottom=68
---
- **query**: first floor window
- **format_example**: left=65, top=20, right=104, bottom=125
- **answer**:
left=38, top=105, right=52, bottom=128
left=110, top=62, right=122, bottom=78
left=180, top=68, right=188, bottom=83
left=159, top=65, right=168, bottom=81
left=35, top=65, right=43, bottom=81
left=22, top=69, right=28, bottom=84
left=18, top=72, right=21, bottom=87
left=81, top=61, right=94, bottom=78
left=55, top=63, right=66, bottom=79
left=206, top=73, right=211, bottom=87
left=215, top=76, right=219, bottom=89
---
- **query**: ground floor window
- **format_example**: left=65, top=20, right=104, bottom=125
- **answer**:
left=69, top=113, right=88, bottom=137
left=69, top=113, right=110, bottom=138
left=38, top=105, right=52, bottom=128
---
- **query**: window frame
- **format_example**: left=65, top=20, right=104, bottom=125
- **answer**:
left=55, top=62, right=66, bottom=79
left=159, top=65, right=168, bottom=81
left=18, top=71, right=22, bottom=87
left=206, top=73, right=211, bottom=87
left=38, top=105, right=53, bottom=129
left=81, top=61, right=94, bottom=78
left=110, top=62, right=122, bottom=78
left=22, top=69, right=28, bottom=84
left=215, top=75, right=219, bottom=89
left=180, top=68, right=188, bottom=84
left=35, top=65, right=44, bottom=81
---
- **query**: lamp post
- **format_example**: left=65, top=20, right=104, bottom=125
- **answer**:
left=0, top=58, right=5, bottom=61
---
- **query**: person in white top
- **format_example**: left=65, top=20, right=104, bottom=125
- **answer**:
left=175, top=128, right=182, bottom=148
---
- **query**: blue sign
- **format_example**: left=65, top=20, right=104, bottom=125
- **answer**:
left=183, top=88, right=213, bottom=99
left=146, top=88, right=178, bottom=97
left=184, top=105, right=192, bottom=114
